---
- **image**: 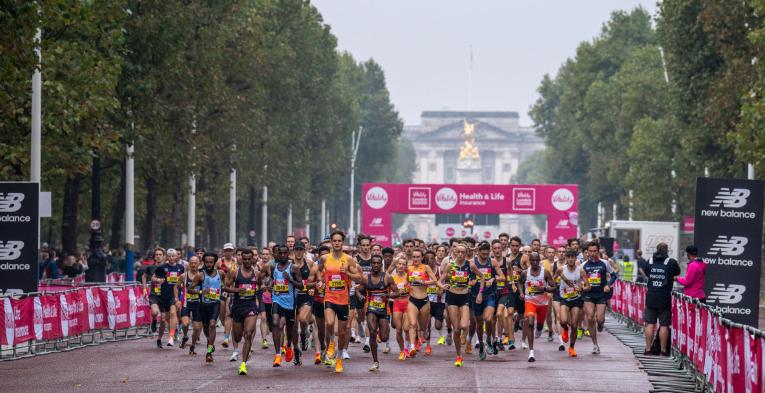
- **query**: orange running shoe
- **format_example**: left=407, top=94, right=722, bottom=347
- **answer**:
left=562, top=329, right=569, bottom=343
left=425, top=345, right=432, bottom=356
left=335, top=358, right=343, bottom=373
left=314, top=351, right=322, bottom=365
left=273, top=354, right=283, bottom=367
left=408, top=348, right=417, bottom=358
left=285, top=347, right=294, bottom=363
left=327, top=341, right=336, bottom=359
left=399, top=350, right=406, bottom=361
left=454, top=356, right=463, bottom=367
left=568, top=347, right=577, bottom=357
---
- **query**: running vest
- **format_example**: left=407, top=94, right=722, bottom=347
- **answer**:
left=392, top=273, right=410, bottom=298
left=407, top=264, right=429, bottom=286
left=524, top=267, right=549, bottom=306
left=233, top=267, right=258, bottom=303
left=471, top=256, right=495, bottom=295
left=365, top=274, right=388, bottom=313
left=201, top=269, right=222, bottom=304
left=294, top=260, right=311, bottom=296
left=559, top=264, right=583, bottom=300
left=272, top=262, right=295, bottom=309
left=160, top=263, right=184, bottom=297
left=449, top=259, right=471, bottom=289
left=582, top=259, right=608, bottom=293
left=324, top=253, right=350, bottom=305
left=184, top=271, right=202, bottom=305
left=495, top=256, right=510, bottom=296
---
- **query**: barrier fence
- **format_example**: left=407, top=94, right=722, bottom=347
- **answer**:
left=0, top=282, right=151, bottom=360
left=612, top=280, right=765, bottom=393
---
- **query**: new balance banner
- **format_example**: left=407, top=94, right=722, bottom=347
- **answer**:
left=695, top=177, right=764, bottom=326
left=0, top=182, right=39, bottom=294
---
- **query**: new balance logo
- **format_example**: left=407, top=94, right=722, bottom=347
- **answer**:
left=370, top=218, right=382, bottom=226
left=710, top=188, right=750, bottom=208
left=708, top=236, right=748, bottom=256
left=0, top=193, right=24, bottom=213
left=0, top=241, right=24, bottom=260
left=707, top=283, right=745, bottom=304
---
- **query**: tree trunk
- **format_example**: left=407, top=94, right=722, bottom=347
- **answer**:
left=142, top=175, right=157, bottom=252
left=109, top=158, right=126, bottom=252
left=61, top=175, right=81, bottom=256
left=170, top=186, right=183, bottom=247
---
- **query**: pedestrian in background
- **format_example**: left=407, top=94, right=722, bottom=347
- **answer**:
left=643, top=243, right=679, bottom=356
left=675, top=245, right=705, bottom=303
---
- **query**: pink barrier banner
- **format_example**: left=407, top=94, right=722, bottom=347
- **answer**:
left=614, top=280, right=765, bottom=393
left=361, top=183, right=578, bottom=246
left=1, top=284, right=148, bottom=347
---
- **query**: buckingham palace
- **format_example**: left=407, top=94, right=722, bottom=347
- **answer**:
left=399, top=110, right=545, bottom=242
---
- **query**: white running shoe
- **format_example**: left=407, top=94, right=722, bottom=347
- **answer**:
left=592, top=345, right=600, bottom=355
left=369, top=362, right=380, bottom=372
left=342, top=349, right=351, bottom=360
left=521, top=340, right=529, bottom=350
left=528, top=349, right=536, bottom=362
left=534, top=329, right=542, bottom=339
left=166, top=337, right=174, bottom=347
left=230, top=351, right=239, bottom=362
left=382, top=343, right=391, bottom=354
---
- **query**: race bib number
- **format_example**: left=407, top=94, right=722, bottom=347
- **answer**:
left=426, top=286, right=439, bottom=294
left=239, top=283, right=256, bottom=298
left=496, top=280, right=505, bottom=288
left=480, top=268, right=492, bottom=280
left=562, top=287, right=579, bottom=299
left=397, top=282, right=409, bottom=295
left=329, top=274, right=345, bottom=291
left=167, top=272, right=179, bottom=284
left=369, top=295, right=385, bottom=310
left=153, top=286, right=160, bottom=295
left=273, top=279, right=289, bottom=294
left=588, top=272, right=601, bottom=285
left=527, top=281, right=544, bottom=294
left=204, top=288, right=220, bottom=301
left=451, top=271, right=468, bottom=283
left=511, top=274, right=521, bottom=282
left=186, top=292, right=199, bottom=301
left=409, top=271, right=424, bottom=285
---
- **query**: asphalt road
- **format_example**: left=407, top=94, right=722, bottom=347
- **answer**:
left=0, top=318, right=651, bottom=393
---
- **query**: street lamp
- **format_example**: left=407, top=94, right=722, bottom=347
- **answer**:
left=349, top=127, right=362, bottom=245
left=463, top=216, right=475, bottom=239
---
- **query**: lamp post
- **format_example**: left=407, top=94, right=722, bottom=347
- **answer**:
left=87, top=147, right=107, bottom=282
left=349, top=128, right=362, bottom=244
left=463, top=216, right=475, bottom=239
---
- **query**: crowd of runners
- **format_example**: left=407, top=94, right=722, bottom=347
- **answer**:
left=141, top=231, right=620, bottom=375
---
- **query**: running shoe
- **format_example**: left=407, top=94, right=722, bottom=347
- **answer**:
left=577, top=328, right=583, bottom=339
left=446, top=333, right=453, bottom=346
left=399, top=351, right=406, bottom=361
left=261, top=339, right=269, bottom=349
left=454, top=356, right=463, bottom=367
left=342, top=349, right=350, bottom=360
left=508, top=340, right=516, bottom=350
left=327, top=341, right=336, bottom=359
left=492, top=341, right=500, bottom=355
left=334, top=358, right=343, bottom=373
left=521, top=340, right=529, bottom=350
left=592, top=345, right=600, bottom=355
left=408, top=347, right=416, bottom=358
left=414, top=340, right=422, bottom=352
left=547, top=333, right=554, bottom=342
left=478, top=343, right=487, bottom=360
left=314, top=351, right=322, bottom=365
left=221, top=338, right=229, bottom=348
left=205, top=352, right=213, bottom=363
left=528, top=350, right=535, bottom=362
left=558, top=343, right=566, bottom=351
left=230, top=351, right=239, bottom=362
left=285, top=347, right=294, bottom=363
left=238, top=362, right=247, bottom=375
left=502, top=336, right=510, bottom=346
left=425, top=345, right=432, bottom=356
left=382, top=343, right=391, bottom=354
left=166, top=337, right=174, bottom=347
left=437, top=336, right=446, bottom=345
left=294, top=349, right=302, bottom=366
left=534, top=329, right=542, bottom=339
left=562, top=329, right=569, bottom=343
left=569, top=347, right=577, bottom=357
left=180, top=336, right=188, bottom=349
left=189, top=345, right=196, bottom=355
left=273, top=354, right=282, bottom=367
left=369, top=362, right=380, bottom=372
left=363, top=344, right=371, bottom=353
left=584, top=329, right=591, bottom=337
left=156, top=339, right=162, bottom=349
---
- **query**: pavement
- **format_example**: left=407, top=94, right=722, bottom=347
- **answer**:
left=0, top=321, right=651, bottom=393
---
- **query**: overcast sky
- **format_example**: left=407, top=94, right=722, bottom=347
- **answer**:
left=311, top=0, right=658, bottom=127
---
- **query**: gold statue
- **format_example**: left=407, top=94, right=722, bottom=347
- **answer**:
left=459, top=120, right=479, bottom=161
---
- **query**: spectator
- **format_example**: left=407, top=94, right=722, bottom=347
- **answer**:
left=62, top=254, right=88, bottom=278
left=643, top=243, right=680, bottom=356
left=675, top=245, right=706, bottom=303
left=636, top=249, right=649, bottom=283
left=39, top=248, right=59, bottom=279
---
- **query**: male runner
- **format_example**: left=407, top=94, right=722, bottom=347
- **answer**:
left=195, top=252, right=222, bottom=363
left=507, top=236, right=524, bottom=349
left=311, top=245, right=330, bottom=364
left=175, top=255, right=202, bottom=353
left=519, top=252, right=555, bottom=362
left=350, top=234, right=373, bottom=354
left=357, top=254, right=398, bottom=371
left=317, top=231, right=364, bottom=373
left=153, top=247, right=184, bottom=348
left=491, top=239, right=514, bottom=353
left=440, top=243, right=485, bottom=366
left=555, top=248, right=589, bottom=357
left=293, top=241, right=316, bottom=354
left=224, top=249, right=261, bottom=375
left=142, top=248, right=164, bottom=334
left=582, top=240, right=615, bottom=354
left=469, top=241, right=503, bottom=360
left=256, top=250, right=272, bottom=350
left=388, top=239, right=415, bottom=273
left=218, top=243, right=237, bottom=349
left=271, top=244, right=304, bottom=366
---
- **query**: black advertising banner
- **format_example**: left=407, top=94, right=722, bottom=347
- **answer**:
left=0, top=182, right=39, bottom=294
left=696, top=177, right=764, bottom=327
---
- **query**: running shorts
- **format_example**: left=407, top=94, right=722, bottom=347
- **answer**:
left=524, top=301, right=548, bottom=321
left=392, top=298, right=409, bottom=314
left=312, top=301, right=325, bottom=319
left=409, top=296, right=429, bottom=311
left=158, top=295, right=176, bottom=313
left=199, top=302, right=221, bottom=324
left=497, top=294, right=512, bottom=308
left=430, top=302, right=445, bottom=322
left=349, top=294, right=365, bottom=310
left=272, top=303, right=296, bottom=324
left=231, top=301, right=259, bottom=324
left=470, top=293, right=496, bottom=316
left=561, top=297, right=584, bottom=310
left=296, top=294, right=313, bottom=309
left=445, top=292, right=470, bottom=308
left=324, top=301, right=349, bottom=321
left=181, top=302, right=201, bottom=322
left=583, top=292, right=607, bottom=305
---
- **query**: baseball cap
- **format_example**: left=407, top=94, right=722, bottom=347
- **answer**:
left=294, top=242, right=306, bottom=250
left=167, top=248, right=177, bottom=255
left=223, top=243, right=234, bottom=250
